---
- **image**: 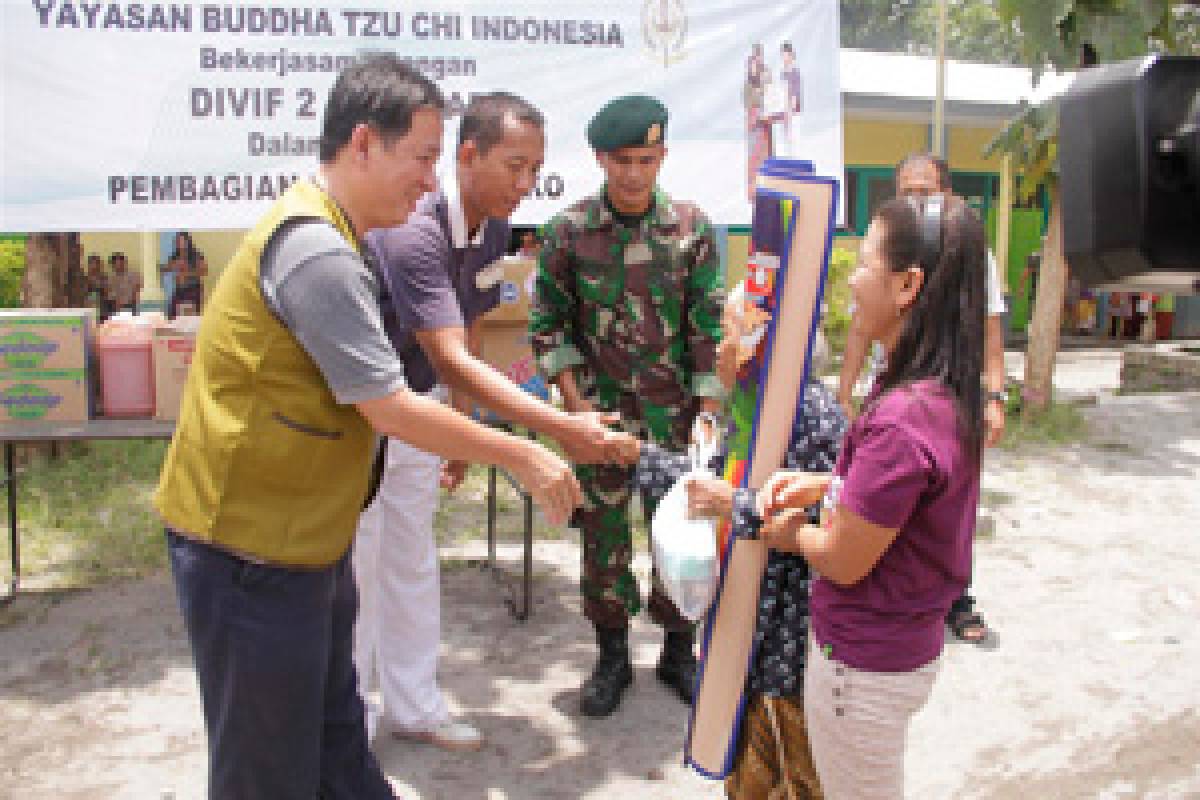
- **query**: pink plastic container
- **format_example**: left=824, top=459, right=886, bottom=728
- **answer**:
left=96, top=321, right=155, bottom=418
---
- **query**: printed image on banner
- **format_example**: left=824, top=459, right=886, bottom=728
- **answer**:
left=0, top=1, right=841, bottom=231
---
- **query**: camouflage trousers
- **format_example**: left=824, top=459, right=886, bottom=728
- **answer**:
left=574, top=387, right=698, bottom=632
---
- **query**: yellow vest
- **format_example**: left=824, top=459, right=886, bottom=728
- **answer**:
left=154, top=180, right=376, bottom=567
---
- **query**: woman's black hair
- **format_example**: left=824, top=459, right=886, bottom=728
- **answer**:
left=870, top=195, right=987, bottom=461
left=171, top=230, right=199, bottom=267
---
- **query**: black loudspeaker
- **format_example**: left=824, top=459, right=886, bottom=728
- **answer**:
left=1060, top=54, right=1200, bottom=287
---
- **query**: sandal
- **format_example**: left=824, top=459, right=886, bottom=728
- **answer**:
left=947, top=608, right=990, bottom=644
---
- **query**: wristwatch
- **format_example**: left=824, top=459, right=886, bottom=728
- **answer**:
left=986, top=390, right=1007, bottom=405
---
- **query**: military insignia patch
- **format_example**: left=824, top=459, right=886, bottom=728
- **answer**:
left=646, top=123, right=662, bottom=145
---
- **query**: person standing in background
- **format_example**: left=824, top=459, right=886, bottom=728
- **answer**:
left=167, top=231, right=208, bottom=317
left=108, top=252, right=141, bottom=314
left=85, top=254, right=112, bottom=321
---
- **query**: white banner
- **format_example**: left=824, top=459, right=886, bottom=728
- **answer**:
left=1, top=0, right=841, bottom=231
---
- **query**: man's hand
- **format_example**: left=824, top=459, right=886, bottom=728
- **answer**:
left=508, top=440, right=582, bottom=527
left=440, top=459, right=469, bottom=492
left=984, top=397, right=1006, bottom=448
left=604, top=430, right=641, bottom=466
left=686, top=475, right=734, bottom=519
left=757, top=470, right=832, bottom=520
left=562, top=393, right=596, bottom=416
left=559, top=409, right=632, bottom=465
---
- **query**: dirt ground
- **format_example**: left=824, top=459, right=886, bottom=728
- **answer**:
left=2, top=350, right=1198, bottom=799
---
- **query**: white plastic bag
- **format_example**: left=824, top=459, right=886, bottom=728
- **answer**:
left=651, top=414, right=722, bottom=621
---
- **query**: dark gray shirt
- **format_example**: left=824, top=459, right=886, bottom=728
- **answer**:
left=367, top=185, right=508, bottom=393
left=260, top=220, right=408, bottom=405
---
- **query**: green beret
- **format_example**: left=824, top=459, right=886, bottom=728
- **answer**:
left=587, top=95, right=669, bottom=152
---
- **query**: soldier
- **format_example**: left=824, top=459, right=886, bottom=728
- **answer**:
left=530, top=94, right=725, bottom=717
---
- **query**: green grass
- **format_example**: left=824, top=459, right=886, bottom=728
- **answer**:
left=10, top=440, right=168, bottom=589
left=979, top=488, right=1015, bottom=508
left=1000, top=401, right=1088, bottom=449
left=6, top=437, right=598, bottom=595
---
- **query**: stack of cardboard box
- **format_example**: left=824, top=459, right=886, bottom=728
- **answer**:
left=152, top=317, right=200, bottom=421
left=0, top=309, right=201, bottom=425
left=476, top=257, right=550, bottom=419
left=0, top=310, right=94, bottom=423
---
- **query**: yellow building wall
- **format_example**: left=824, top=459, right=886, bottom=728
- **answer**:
left=948, top=124, right=1005, bottom=172
left=725, top=231, right=750, bottom=289
left=842, top=118, right=929, bottom=167
left=843, top=117, right=1004, bottom=173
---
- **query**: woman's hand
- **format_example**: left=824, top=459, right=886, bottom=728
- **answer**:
left=760, top=507, right=810, bottom=555
left=685, top=475, right=734, bottom=519
left=757, top=470, right=831, bottom=520
left=715, top=336, right=739, bottom=391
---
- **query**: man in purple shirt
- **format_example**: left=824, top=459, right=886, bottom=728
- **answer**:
left=354, top=93, right=634, bottom=753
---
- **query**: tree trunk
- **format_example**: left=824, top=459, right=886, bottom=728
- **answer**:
left=22, top=232, right=80, bottom=308
left=1022, top=187, right=1067, bottom=415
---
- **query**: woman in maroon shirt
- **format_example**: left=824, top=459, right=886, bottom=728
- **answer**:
left=755, top=194, right=987, bottom=798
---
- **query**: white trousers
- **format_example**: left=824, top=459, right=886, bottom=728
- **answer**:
left=804, top=637, right=940, bottom=800
left=353, top=433, right=448, bottom=734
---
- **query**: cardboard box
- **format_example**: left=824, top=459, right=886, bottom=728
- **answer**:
left=476, top=321, right=549, bottom=421
left=480, top=256, right=537, bottom=324
left=152, top=324, right=198, bottom=421
left=0, top=368, right=90, bottom=423
left=0, top=309, right=94, bottom=371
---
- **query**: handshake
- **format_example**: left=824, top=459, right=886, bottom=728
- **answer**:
left=558, top=400, right=641, bottom=467
left=500, top=404, right=640, bottom=529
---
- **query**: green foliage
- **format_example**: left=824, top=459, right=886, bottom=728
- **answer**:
left=824, top=246, right=858, bottom=359
left=984, top=98, right=1061, bottom=202
left=841, top=0, right=1024, bottom=65
left=0, top=238, right=26, bottom=308
left=993, top=0, right=1196, bottom=82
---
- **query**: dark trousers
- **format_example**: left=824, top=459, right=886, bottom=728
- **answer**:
left=170, top=284, right=203, bottom=318
left=166, top=530, right=395, bottom=800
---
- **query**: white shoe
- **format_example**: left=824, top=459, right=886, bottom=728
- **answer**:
left=394, top=719, right=484, bottom=752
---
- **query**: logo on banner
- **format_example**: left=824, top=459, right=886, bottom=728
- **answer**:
left=642, top=0, right=688, bottom=66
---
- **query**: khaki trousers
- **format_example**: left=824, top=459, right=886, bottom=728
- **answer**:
left=804, top=639, right=939, bottom=800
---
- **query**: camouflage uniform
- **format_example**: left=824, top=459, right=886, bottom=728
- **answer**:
left=530, top=187, right=724, bottom=631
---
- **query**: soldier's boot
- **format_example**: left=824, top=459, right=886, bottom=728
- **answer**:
left=656, top=628, right=698, bottom=706
left=580, top=625, right=633, bottom=718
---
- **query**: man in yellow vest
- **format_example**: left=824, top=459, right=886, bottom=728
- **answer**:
left=154, top=55, right=581, bottom=799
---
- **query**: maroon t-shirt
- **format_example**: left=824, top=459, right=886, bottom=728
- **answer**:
left=810, top=380, right=978, bottom=672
